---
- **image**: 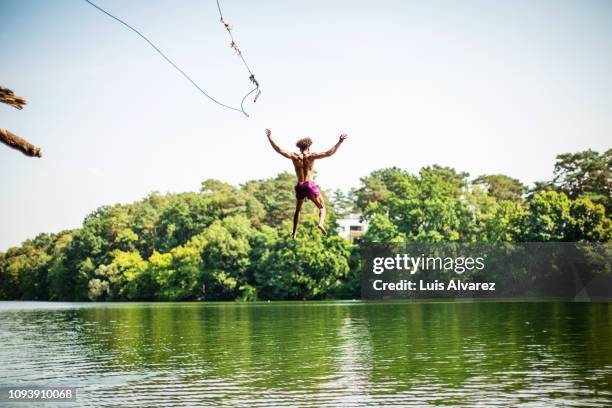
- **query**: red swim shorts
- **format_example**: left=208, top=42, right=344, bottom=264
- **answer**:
left=295, top=181, right=321, bottom=200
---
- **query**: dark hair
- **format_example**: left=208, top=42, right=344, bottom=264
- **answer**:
left=296, top=137, right=313, bottom=151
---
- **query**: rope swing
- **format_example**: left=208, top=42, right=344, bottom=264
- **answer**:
left=84, top=0, right=260, bottom=117
left=215, top=0, right=261, bottom=109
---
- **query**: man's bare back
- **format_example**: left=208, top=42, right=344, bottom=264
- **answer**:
left=291, top=153, right=316, bottom=182
left=265, top=128, right=347, bottom=239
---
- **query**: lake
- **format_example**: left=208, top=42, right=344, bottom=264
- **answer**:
left=0, top=301, right=611, bottom=407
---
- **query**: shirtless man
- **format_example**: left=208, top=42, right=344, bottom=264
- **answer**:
left=266, top=128, right=348, bottom=239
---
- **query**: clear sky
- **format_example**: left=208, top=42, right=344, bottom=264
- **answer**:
left=1, top=0, right=611, bottom=250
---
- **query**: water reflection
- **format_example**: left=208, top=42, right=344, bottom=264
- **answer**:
left=0, top=301, right=611, bottom=407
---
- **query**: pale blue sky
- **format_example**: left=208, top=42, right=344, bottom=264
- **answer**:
left=1, top=0, right=611, bottom=250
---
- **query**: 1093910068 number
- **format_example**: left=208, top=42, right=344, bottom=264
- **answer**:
left=3, top=387, right=76, bottom=401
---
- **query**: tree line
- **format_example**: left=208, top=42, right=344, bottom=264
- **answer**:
left=0, top=149, right=609, bottom=301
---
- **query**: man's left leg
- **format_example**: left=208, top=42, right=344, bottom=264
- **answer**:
left=292, top=198, right=304, bottom=240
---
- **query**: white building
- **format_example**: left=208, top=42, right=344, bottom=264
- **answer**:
left=336, top=213, right=368, bottom=243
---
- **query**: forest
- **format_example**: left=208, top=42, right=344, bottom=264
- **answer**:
left=0, top=149, right=610, bottom=301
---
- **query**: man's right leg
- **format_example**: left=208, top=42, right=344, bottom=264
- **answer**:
left=312, top=195, right=327, bottom=235
left=292, top=198, right=304, bottom=240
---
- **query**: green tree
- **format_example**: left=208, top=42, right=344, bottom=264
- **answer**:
left=355, top=166, right=473, bottom=242
left=255, top=219, right=351, bottom=300
left=155, top=193, right=222, bottom=252
left=163, top=238, right=206, bottom=300
left=472, top=174, right=526, bottom=202
left=566, top=198, right=612, bottom=242
left=0, top=245, right=49, bottom=300
left=522, top=191, right=573, bottom=241
left=332, top=189, right=355, bottom=218
left=552, top=149, right=611, bottom=212
left=467, top=188, right=527, bottom=242
left=362, top=213, right=405, bottom=243
left=200, top=215, right=253, bottom=300
left=1, top=156, right=609, bottom=302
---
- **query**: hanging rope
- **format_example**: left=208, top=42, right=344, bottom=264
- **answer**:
left=84, top=0, right=257, bottom=117
left=216, top=0, right=261, bottom=106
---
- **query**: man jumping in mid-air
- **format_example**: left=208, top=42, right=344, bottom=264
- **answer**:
left=266, top=128, right=348, bottom=239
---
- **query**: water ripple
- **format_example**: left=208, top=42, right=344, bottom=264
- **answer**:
left=0, top=301, right=611, bottom=407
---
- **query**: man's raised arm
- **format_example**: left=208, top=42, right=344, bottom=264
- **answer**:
left=266, top=129, right=294, bottom=159
left=312, top=134, right=348, bottom=159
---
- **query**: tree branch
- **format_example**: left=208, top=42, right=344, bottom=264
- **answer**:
left=0, top=86, right=27, bottom=110
left=0, top=128, right=42, bottom=158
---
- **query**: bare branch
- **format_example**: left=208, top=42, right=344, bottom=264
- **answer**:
left=0, top=128, right=42, bottom=158
left=0, top=86, right=27, bottom=110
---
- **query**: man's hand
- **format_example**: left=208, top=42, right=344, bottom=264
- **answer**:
left=265, top=128, right=272, bottom=138
left=339, top=133, right=348, bottom=143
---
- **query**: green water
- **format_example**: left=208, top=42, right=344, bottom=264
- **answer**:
left=0, top=301, right=611, bottom=407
